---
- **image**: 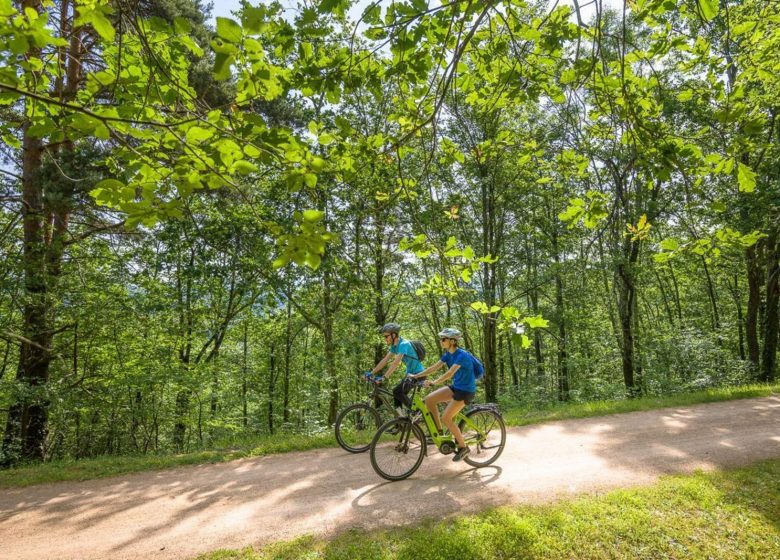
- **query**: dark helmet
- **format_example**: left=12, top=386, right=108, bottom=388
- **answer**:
left=379, top=322, right=401, bottom=334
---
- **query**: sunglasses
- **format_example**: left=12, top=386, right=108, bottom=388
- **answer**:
left=439, top=337, right=450, bottom=342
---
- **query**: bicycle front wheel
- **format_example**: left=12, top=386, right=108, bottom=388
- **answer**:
left=369, top=418, right=426, bottom=481
left=335, top=403, right=382, bottom=453
left=459, top=408, right=506, bottom=467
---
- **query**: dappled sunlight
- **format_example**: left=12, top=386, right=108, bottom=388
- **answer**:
left=660, top=417, right=688, bottom=431
left=2, top=397, right=779, bottom=560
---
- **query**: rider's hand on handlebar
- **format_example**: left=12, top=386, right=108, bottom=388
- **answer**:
left=423, top=379, right=433, bottom=388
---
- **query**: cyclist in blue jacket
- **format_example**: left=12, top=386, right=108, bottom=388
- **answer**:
left=410, top=327, right=476, bottom=462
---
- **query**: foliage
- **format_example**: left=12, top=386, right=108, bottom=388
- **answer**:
left=1, top=0, right=779, bottom=465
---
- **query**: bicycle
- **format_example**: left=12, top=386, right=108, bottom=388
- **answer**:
left=334, top=373, right=398, bottom=453
left=369, top=381, right=506, bottom=481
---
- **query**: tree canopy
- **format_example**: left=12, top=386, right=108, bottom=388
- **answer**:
left=0, top=0, right=778, bottom=464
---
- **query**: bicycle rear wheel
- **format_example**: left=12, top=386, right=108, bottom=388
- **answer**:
left=369, top=418, right=426, bottom=481
left=335, top=403, right=382, bottom=453
left=459, top=408, right=506, bottom=467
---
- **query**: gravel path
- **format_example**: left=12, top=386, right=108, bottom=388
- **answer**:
left=2, top=396, right=779, bottom=560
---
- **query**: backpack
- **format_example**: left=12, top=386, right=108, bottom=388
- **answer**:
left=410, top=340, right=426, bottom=362
left=471, top=354, right=485, bottom=381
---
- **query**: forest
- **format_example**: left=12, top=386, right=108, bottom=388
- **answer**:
left=0, top=0, right=777, bottom=467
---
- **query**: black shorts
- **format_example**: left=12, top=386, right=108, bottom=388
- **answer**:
left=448, top=386, right=476, bottom=404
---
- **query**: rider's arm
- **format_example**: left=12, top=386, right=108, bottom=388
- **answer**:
left=427, top=364, right=460, bottom=386
left=383, top=352, right=404, bottom=379
left=371, top=351, right=393, bottom=376
left=410, top=360, right=444, bottom=379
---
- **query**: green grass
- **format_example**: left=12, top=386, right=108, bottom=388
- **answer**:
left=198, top=459, right=780, bottom=560
left=1, top=383, right=777, bottom=488
left=501, top=383, right=780, bottom=427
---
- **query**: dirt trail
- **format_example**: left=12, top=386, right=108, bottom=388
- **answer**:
left=2, top=396, right=779, bottom=560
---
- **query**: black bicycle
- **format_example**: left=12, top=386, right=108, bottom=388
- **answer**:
left=334, top=373, right=398, bottom=453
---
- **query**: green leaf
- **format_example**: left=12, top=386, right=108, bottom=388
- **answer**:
left=305, top=252, right=322, bottom=270
left=0, top=0, right=15, bottom=17
left=470, top=301, right=489, bottom=314
left=233, top=160, right=258, bottom=175
left=272, top=254, right=290, bottom=269
left=318, top=0, right=349, bottom=16
left=76, top=8, right=116, bottom=42
left=731, top=21, right=755, bottom=37
left=310, top=157, right=326, bottom=172
left=242, top=6, right=265, bottom=33
left=213, top=53, right=234, bottom=81
left=677, top=90, right=694, bottom=102
left=186, top=126, right=213, bottom=144
left=737, top=162, right=756, bottom=193
left=697, top=0, right=718, bottom=21
left=710, top=201, right=727, bottom=213
left=90, top=179, right=125, bottom=205
left=302, top=209, right=324, bottom=223
left=216, top=17, right=242, bottom=43
left=659, top=238, right=680, bottom=251
left=362, top=3, right=381, bottom=25
left=525, top=315, right=549, bottom=329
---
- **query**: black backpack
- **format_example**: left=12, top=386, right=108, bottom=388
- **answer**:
left=410, top=340, right=426, bottom=362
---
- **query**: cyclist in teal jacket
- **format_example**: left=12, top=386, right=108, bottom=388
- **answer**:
left=369, top=323, right=425, bottom=414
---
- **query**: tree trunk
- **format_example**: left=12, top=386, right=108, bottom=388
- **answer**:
left=283, top=302, right=292, bottom=425
left=1, top=51, right=48, bottom=464
left=505, top=333, right=519, bottom=389
left=268, top=341, right=276, bottom=434
left=729, top=274, right=746, bottom=361
left=372, top=211, right=387, bottom=364
left=746, top=244, right=762, bottom=370
left=552, top=230, right=569, bottom=402
left=242, top=321, right=249, bottom=428
left=322, top=248, right=339, bottom=425
left=700, top=257, right=721, bottom=331
left=668, top=262, right=683, bottom=324
left=760, top=226, right=780, bottom=382
left=653, top=268, right=675, bottom=327
left=615, top=238, right=640, bottom=397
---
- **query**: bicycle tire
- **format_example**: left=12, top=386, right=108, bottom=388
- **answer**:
left=335, top=403, right=382, bottom=453
left=369, top=417, right=427, bottom=481
left=459, top=408, right=506, bottom=467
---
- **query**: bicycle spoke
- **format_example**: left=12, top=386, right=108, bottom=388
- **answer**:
left=458, top=409, right=506, bottom=467
left=370, top=419, right=426, bottom=481
left=335, top=404, right=381, bottom=453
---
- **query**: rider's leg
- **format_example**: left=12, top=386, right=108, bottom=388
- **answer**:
left=392, top=379, right=407, bottom=414
left=424, top=386, right=453, bottom=433
left=442, top=399, right=468, bottom=448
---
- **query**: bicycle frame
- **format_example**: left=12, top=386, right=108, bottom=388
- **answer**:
left=407, top=386, right=487, bottom=448
left=366, top=381, right=396, bottom=412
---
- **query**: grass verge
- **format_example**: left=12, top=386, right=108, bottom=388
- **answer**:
left=199, top=458, right=780, bottom=560
left=502, top=383, right=780, bottom=426
left=1, top=383, right=777, bottom=488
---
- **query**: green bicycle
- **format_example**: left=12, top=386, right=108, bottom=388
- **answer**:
left=369, top=381, right=506, bottom=481
left=334, top=373, right=398, bottom=453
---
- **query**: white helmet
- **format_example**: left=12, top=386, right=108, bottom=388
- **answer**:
left=438, top=327, right=462, bottom=340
